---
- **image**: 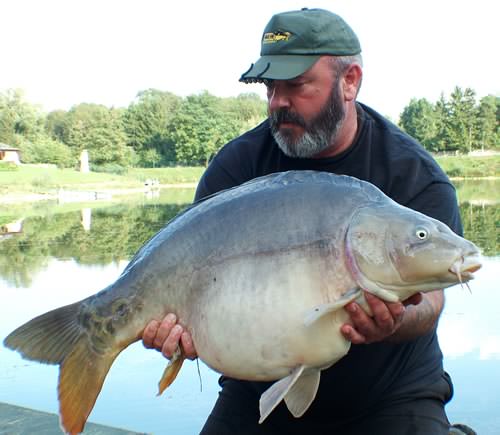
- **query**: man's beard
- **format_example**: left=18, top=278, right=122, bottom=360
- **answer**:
left=269, top=83, right=345, bottom=158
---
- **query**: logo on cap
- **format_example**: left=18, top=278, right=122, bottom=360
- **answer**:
left=263, top=31, right=292, bottom=44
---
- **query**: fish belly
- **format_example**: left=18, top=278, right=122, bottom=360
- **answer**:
left=186, top=248, right=353, bottom=381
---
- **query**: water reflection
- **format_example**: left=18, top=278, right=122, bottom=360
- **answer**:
left=439, top=258, right=500, bottom=360
left=0, top=258, right=220, bottom=434
left=0, top=197, right=190, bottom=288
left=0, top=181, right=498, bottom=433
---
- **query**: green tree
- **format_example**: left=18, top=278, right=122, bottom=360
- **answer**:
left=0, top=89, right=44, bottom=145
left=399, top=98, right=438, bottom=151
left=64, top=103, right=134, bottom=167
left=45, top=109, right=69, bottom=143
left=123, top=89, right=181, bottom=166
left=475, top=95, right=499, bottom=151
left=168, top=91, right=241, bottom=166
left=431, top=94, right=453, bottom=152
left=0, top=89, right=69, bottom=166
left=19, top=134, right=75, bottom=168
left=0, top=91, right=18, bottom=144
left=221, top=93, right=267, bottom=131
left=447, top=87, right=478, bottom=153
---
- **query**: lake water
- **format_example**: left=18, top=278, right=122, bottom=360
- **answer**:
left=0, top=180, right=498, bottom=434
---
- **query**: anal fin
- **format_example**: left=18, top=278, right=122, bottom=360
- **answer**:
left=284, top=368, right=320, bottom=418
left=259, top=365, right=305, bottom=424
left=158, top=346, right=185, bottom=395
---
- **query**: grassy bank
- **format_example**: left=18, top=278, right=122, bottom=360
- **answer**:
left=435, top=154, right=499, bottom=178
left=0, top=155, right=498, bottom=200
left=0, top=165, right=204, bottom=198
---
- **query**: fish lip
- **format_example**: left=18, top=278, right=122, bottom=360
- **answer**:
left=448, top=254, right=482, bottom=279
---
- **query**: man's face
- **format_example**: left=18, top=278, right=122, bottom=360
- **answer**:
left=267, top=57, right=346, bottom=158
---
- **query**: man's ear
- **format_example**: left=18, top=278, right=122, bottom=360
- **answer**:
left=342, top=64, right=363, bottom=101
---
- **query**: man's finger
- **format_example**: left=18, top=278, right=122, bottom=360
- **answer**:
left=366, top=293, right=405, bottom=332
left=345, top=301, right=378, bottom=337
left=142, top=320, right=160, bottom=348
left=161, top=324, right=183, bottom=359
left=153, top=313, right=177, bottom=349
left=340, top=324, right=366, bottom=344
left=181, top=331, right=197, bottom=360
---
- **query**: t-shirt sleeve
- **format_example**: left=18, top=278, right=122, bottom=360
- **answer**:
left=194, top=155, right=241, bottom=201
left=405, top=181, right=463, bottom=236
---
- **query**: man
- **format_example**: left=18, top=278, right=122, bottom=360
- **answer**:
left=142, top=8, right=461, bottom=434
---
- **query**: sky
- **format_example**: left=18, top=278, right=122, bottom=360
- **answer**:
left=1, top=0, right=498, bottom=120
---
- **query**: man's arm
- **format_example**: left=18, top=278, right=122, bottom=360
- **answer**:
left=390, top=290, right=444, bottom=341
left=340, top=290, right=444, bottom=344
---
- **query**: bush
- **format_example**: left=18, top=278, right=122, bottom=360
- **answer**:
left=31, top=174, right=54, bottom=190
left=0, top=161, right=19, bottom=171
left=91, top=163, right=128, bottom=175
left=18, top=135, right=76, bottom=168
left=139, top=148, right=163, bottom=168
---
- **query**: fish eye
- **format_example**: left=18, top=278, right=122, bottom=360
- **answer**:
left=415, top=228, right=428, bottom=240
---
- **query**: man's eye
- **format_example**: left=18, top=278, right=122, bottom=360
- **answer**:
left=263, top=79, right=274, bottom=89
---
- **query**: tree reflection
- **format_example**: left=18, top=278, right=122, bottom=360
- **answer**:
left=460, top=201, right=499, bottom=257
left=0, top=198, right=497, bottom=288
left=0, top=203, right=188, bottom=287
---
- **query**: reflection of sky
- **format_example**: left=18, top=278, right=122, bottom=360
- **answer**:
left=438, top=257, right=500, bottom=360
left=1, top=257, right=498, bottom=433
left=0, top=259, right=220, bottom=434
left=438, top=256, right=500, bottom=433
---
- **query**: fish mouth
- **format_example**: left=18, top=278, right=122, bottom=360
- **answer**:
left=449, top=254, right=482, bottom=282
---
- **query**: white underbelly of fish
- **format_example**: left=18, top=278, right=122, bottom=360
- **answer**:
left=187, top=249, right=353, bottom=381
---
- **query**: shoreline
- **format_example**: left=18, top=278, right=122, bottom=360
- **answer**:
left=1, top=177, right=498, bottom=205
left=1, top=183, right=198, bottom=205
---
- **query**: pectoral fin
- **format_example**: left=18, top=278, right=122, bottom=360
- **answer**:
left=304, top=288, right=362, bottom=326
left=284, top=368, right=321, bottom=418
left=259, top=365, right=305, bottom=424
left=158, top=346, right=185, bottom=395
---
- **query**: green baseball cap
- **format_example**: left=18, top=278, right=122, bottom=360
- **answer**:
left=240, top=8, right=361, bottom=83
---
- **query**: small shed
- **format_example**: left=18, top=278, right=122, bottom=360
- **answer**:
left=0, top=143, right=21, bottom=164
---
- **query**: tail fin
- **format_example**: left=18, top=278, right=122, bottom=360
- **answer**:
left=4, top=302, right=82, bottom=364
left=4, top=302, right=121, bottom=435
left=59, top=336, right=119, bottom=434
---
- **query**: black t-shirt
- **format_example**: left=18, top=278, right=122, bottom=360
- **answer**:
left=195, top=103, right=461, bottom=424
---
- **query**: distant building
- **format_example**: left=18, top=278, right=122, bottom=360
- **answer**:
left=1, top=219, right=23, bottom=234
left=0, top=143, right=21, bottom=165
left=0, top=218, right=23, bottom=241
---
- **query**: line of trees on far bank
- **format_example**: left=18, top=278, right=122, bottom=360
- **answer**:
left=0, top=86, right=498, bottom=171
left=399, top=87, right=498, bottom=154
left=0, top=88, right=267, bottom=171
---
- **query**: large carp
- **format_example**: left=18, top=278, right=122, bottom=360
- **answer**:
left=4, top=171, right=481, bottom=434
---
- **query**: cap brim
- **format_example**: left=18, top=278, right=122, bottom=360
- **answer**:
left=239, top=55, right=321, bottom=83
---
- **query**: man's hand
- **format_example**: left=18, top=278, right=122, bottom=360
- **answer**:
left=341, top=291, right=425, bottom=344
left=142, top=313, right=197, bottom=360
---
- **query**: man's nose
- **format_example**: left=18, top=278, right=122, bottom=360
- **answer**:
left=268, top=84, right=291, bottom=111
